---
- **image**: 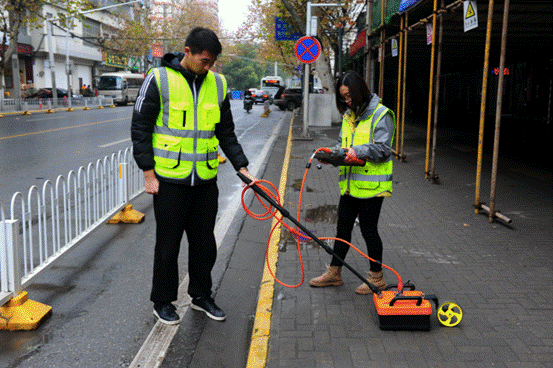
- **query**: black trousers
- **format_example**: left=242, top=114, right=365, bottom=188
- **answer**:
left=330, top=195, right=384, bottom=272
left=150, top=181, right=218, bottom=303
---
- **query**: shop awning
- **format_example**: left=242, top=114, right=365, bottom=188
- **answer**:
left=399, top=0, right=424, bottom=12
left=349, top=29, right=367, bottom=57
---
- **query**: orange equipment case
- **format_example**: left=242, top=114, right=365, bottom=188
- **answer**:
left=373, top=285, right=438, bottom=331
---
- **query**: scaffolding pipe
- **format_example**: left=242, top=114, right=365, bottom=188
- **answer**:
left=425, top=0, right=438, bottom=179
left=366, top=1, right=463, bottom=53
left=489, top=0, right=511, bottom=223
left=366, top=0, right=374, bottom=91
left=395, top=14, right=404, bottom=157
left=480, top=204, right=512, bottom=224
left=430, top=3, right=445, bottom=182
left=547, top=73, right=553, bottom=125
left=475, top=0, right=495, bottom=213
left=378, top=0, right=387, bottom=97
left=400, top=12, right=408, bottom=162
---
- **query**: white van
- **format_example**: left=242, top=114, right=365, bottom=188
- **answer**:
left=97, top=72, right=145, bottom=105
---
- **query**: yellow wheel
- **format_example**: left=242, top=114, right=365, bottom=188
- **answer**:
left=437, top=302, right=463, bottom=327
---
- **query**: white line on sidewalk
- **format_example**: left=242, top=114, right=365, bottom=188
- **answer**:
left=129, top=114, right=287, bottom=368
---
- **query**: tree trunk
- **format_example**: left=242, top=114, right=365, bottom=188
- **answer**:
left=1, top=11, right=22, bottom=101
left=315, top=51, right=334, bottom=95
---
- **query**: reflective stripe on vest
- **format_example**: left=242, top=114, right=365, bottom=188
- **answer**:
left=339, top=173, right=393, bottom=182
left=339, top=103, right=395, bottom=198
left=150, top=67, right=226, bottom=182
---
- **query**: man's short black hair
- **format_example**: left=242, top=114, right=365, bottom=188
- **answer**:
left=185, top=27, right=222, bottom=57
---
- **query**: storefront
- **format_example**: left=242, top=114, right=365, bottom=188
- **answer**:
left=4, top=43, right=34, bottom=94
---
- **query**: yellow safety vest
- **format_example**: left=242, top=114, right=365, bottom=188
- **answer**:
left=150, top=67, right=227, bottom=182
left=339, top=103, right=395, bottom=198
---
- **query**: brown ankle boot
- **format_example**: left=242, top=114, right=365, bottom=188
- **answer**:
left=355, top=270, right=386, bottom=295
left=309, top=266, right=343, bottom=287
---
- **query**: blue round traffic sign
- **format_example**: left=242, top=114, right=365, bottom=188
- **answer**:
left=294, top=36, right=321, bottom=64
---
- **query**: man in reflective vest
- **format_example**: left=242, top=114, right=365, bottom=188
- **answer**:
left=131, top=27, right=254, bottom=324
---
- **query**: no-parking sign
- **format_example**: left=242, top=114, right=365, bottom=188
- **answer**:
left=294, top=36, right=321, bottom=64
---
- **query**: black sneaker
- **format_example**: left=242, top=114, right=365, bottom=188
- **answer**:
left=153, top=303, right=180, bottom=325
left=191, top=296, right=226, bottom=321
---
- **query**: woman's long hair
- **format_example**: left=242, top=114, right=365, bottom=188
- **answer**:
left=335, top=70, right=371, bottom=114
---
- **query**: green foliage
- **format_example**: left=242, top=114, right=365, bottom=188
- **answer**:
left=228, top=65, right=261, bottom=91
left=221, top=43, right=266, bottom=91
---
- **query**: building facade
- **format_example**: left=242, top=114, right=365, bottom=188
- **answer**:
left=3, top=1, right=144, bottom=97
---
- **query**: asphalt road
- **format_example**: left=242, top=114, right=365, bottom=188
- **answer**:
left=0, top=100, right=284, bottom=367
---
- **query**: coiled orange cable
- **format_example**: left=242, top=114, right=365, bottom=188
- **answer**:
left=240, top=148, right=403, bottom=291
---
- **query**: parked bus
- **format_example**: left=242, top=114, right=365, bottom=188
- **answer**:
left=260, top=76, right=284, bottom=98
left=97, top=72, right=145, bottom=105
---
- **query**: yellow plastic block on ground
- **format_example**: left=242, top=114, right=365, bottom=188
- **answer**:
left=0, top=291, right=52, bottom=330
left=107, top=204, right=145, bottom=224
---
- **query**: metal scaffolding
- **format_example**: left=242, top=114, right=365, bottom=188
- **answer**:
left=359, top=0, right=552, bottom=224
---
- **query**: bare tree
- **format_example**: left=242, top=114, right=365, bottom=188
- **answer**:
left=0, top=0, right=91, bottom=98
left=239, top=0, right=363, bottom=95
left=282, top=0, right=364, bottom=92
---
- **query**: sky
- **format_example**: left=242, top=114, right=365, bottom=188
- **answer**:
left=218, top=0, right=251, bottom=32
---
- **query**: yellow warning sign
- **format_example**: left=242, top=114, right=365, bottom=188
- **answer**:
left=465, top=2, right=475, bottom=18
left=463, top=1, right=478, bottom=32
left=391, top=38, right=398, bottom=57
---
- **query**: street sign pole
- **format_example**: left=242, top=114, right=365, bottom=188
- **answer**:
left=302, top=2, right=312, bottom=138
left=302, top=2, right=343, bottom=138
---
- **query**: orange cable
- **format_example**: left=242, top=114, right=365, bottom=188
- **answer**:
left=240, top=148, right=403, bottom=291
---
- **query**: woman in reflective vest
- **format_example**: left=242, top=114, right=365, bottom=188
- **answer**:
left=310, top=70, right=396, bottom=295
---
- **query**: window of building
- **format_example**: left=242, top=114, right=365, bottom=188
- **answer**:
left=82, top=18, right=101, bottom=46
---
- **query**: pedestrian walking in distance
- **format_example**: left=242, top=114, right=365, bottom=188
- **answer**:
left=310, top=70, right=396, bottom=295
left=131, top=27, right=255, bottom=324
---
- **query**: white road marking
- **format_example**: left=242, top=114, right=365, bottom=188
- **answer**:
left=99, top=138, right=131, bottom=148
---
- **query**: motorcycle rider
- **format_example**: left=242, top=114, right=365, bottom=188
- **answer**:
left=243, top=90, right=254, bottom=112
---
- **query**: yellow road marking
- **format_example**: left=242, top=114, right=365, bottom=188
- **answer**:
left=246, top=114, right=294, bottom=368
left=0, top=118, right=127, bottom=140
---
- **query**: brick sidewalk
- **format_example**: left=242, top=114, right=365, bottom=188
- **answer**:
left=263, top=117, right=553, bottom=367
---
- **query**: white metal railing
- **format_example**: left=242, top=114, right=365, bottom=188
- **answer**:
left=0, top=147, right=144, bottom=306
left=0, top=96, right=115, bottom=113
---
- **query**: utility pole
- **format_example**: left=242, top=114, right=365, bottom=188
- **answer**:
left=46, top=16, right=58, bottom=105
left=65, top=17, right=73, bottom=101
left=12, top=54, right=21, bottom=110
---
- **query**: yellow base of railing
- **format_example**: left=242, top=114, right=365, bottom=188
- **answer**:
left=107, top=204, right=145, bottom=224
left=0, top=291, right=52, bottom=331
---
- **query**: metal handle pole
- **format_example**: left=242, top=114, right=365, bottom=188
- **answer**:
left=237, top=172, right=380, bottom=294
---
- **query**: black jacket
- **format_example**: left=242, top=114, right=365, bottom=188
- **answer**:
left=131, top=53, right=249, bottom=185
